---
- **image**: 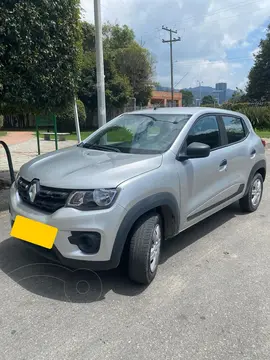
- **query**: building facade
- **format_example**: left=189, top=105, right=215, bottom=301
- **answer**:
left=215, top=83, right=227, bottom=104
left=148, top=90, right=182, bottom=107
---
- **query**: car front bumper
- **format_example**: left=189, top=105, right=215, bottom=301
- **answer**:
left=9, top=183, right=128, bottom=270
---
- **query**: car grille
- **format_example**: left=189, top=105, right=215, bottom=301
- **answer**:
left=17, top=177, right=71, bottom=214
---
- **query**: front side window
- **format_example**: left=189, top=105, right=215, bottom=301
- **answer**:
left=187, top=115, right=220, bottom=149
left=222, top=116, right=246, bottom=144
left=80, top=113, right=191, bottom=154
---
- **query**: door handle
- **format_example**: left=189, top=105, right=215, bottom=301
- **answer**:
left=250, top=149, right=256, bottom=158
left=219, top=159, right=228, bottom=171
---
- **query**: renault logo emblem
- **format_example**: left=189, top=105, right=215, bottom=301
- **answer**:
left=28, top=179, right=40, bottom=203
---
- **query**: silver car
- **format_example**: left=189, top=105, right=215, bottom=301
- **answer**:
left=9, top=107, right=266, bottom=284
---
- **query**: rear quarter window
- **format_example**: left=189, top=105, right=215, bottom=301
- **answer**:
left=222, top=116, right=246, bottom=144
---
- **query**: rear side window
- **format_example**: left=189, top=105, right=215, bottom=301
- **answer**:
left=222, top=116, right=246, bottom=144
left=187, top=115, right=220, bottom=149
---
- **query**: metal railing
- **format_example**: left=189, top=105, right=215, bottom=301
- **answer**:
left=0, top=141, right=15, bottom=184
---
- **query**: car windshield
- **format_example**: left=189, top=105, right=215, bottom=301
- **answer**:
left=80, top=113, right=191, bottom=154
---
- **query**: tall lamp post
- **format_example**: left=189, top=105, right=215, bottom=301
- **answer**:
left=197, top=80, right=203, bottom=106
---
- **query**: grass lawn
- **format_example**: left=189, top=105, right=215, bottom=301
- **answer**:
left=67, top=129, right=132, bottom=142
left=38, top=129, right=133, bottom=142
left=0, top=131, right=7, bottom=137
left=34, top=131, right=94, bottom=141
left=66, top=132, right=93, bottom=140
left=35, top=128, right=270, bottom=140
left=255, top=129, right=270, bottom=138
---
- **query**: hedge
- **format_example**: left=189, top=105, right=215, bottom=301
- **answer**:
left=221, top=103, right=270, bottom=129
left=200, top=103, right=270, bottom=129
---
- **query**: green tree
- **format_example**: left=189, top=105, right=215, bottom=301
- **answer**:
left=80, top=21, right=135, bottom=53
left=0, top=0, right=82, bottom=114
left=180, top=89, right=194, bottom=106
left=78, top=51, right=132, bottom=112
left=247, top=24, right=270, bottom=101
left=115, top=42, right=154, bottom=106
left=103, top=23, right=135, bottom=50
left=229, top=87, right=247, bottom=103
left=78, top=22, right=154, bottom=110
left=201, top=95, right=216, bottom=105
left=57, top=99, right=86, bottom=133
left=81, top=22, right=95, bottom=53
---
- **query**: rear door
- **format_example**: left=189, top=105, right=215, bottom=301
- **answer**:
left=218, top=114, right=251, bottom=193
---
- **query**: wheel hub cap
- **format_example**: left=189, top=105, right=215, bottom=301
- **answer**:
left=149, top=224, right=161, bottom=273
left=251, top=178, right=262, bottom=207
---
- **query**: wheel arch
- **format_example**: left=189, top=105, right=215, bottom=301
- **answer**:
left=111, top=192, right=180, bottom=267
left=244, top=159, right=266, bottom=196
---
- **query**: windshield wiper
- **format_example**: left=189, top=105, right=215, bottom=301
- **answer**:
left=82, top=143, right=121, bottom=152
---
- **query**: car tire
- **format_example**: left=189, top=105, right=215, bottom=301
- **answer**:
left=239, top=173, right=263, bottom=212
left=128, top=212, right=162, bottom=285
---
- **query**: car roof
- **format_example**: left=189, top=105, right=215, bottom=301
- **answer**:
left=126, top=106, right=245, bottom=118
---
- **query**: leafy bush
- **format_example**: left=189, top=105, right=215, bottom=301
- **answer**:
left=57, top=100, right=86, bottom=133
left=221, top=103, right=270, bottom=129
left=0, top=115, right=3, bottom=129
left=240, top=106, right=270, bottom=129
left=200, top=104, right=220, bottom=108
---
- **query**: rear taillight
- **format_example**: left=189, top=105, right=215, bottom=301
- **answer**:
left=261, top=139, right=266, bottom=147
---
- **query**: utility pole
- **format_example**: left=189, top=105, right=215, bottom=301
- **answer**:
left=94, top=0, right=106, bottom=127
left=162, top=26, right=181, bottom=107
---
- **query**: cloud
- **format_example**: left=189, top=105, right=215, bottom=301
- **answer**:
left=231, top=63, right=243, bottom=69
left=251, top=47, right=261, bottom=57
left=80, top=0, right=270, bottom=89
left=237, top=77, right=249, bottom=90
left=240, top=40, right=251, bottom=48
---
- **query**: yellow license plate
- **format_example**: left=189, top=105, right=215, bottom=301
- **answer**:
left=10, top=215, right=58, bottom=249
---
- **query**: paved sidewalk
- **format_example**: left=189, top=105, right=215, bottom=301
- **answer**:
left=0, top=137, right=77, bottom=172
left=0, top=131, right=33, bottom=145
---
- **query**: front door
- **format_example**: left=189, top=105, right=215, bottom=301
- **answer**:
left=177, top=114, right=233, bottom=228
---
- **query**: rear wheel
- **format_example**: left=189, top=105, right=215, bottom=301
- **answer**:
left=128, top=212, right=162, bottom=285
left=239, top=173, right=263, bottom=212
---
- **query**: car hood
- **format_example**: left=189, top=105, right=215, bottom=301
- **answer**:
left=19, top=146, right=163, bottom=189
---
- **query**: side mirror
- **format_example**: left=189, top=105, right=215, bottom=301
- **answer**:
left=177, top=142, right=211, bottom=161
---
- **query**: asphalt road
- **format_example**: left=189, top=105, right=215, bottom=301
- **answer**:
left=1, top=153, right=270, bottom=360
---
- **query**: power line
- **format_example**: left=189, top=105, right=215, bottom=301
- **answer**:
left=174, top=72, right=189, bottom=89
left=174, top=0, right=262, bottom=25
left=153, top=4, right=267, bottom=41
left=136, top=3, right=268, bottom=46
left=175, top=56, right=254, bottom=66
left=162, top=26, right=181, bottom=106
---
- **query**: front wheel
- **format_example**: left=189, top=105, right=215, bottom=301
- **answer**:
left=239, top=173, right=263, bottom=212
left=128, top=212, right=162, bottom=285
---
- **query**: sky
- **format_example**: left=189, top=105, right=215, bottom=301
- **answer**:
left=80, top=0, right=270, bottom=91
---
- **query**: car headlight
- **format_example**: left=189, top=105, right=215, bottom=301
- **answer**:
left=66, top=189, right=118, bottom=210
